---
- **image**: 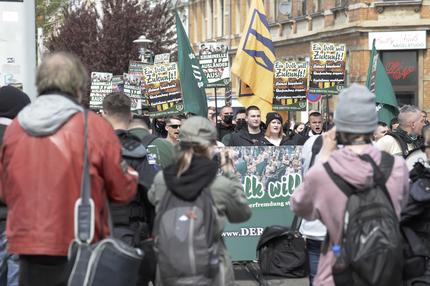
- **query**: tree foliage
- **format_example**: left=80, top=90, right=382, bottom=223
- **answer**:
left=47, top=0, right=176, bottom=74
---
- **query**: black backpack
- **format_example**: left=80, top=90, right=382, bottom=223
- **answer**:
left=256, top=217, right=308, bottom=279
left=323, top=152, right=404, bottom=286
left=401, top=162, right=430, bottom=280
left=111, top=130, right=160, bottom=235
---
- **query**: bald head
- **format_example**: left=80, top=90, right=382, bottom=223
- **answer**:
left=36, top=52, right=88, bottom=101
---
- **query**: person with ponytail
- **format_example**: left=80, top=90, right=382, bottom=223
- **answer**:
left=148, top=116, right=251, bottom=286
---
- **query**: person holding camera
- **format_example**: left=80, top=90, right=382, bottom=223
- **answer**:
left=148, top=116, right=251, bottom=286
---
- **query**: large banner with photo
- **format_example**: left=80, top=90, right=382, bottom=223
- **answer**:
left=222, top=146, right=303, bottom=261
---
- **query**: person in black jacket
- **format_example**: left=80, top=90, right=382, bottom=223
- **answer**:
left=228, top=105, right=264, bottom=146
left=0, top=85, right=30, bottom=286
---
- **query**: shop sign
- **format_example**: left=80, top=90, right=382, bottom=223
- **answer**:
left=369, top=31, right=426, bottom=50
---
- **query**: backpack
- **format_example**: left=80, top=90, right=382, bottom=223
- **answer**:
left=256, top=217, right=308, bottom=279
left=111, top=131, right=160, bottom=236
left=386, top=131, right=409, bottom=158
left=323, top=152, right=404, bottom=286
left=153, top=187, right=219, bottom=286
left=401, top=162, right=430, bottom=280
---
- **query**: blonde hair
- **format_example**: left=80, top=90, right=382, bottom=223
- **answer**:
left=177, top=144, right=212, bottom=177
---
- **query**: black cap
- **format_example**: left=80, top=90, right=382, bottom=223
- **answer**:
left=0, top=86, right=31, bottom=119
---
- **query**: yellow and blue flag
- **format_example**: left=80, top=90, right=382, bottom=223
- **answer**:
left=232, top=0, right=275, bottom=120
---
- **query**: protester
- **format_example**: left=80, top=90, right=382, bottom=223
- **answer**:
left=304, top=111, right=324, bottom=138
left=165, top=116, right=182, bottom=145
left=129, top=116, right=175, bottom=169
left=228, top=105, right=264, bottom=146
left=0, top=85, right=30, bottom=286
left=373, top=121, right=388, bottom=142
left=262, top=112, right=292, bottom=146
left=422, top=110, right=429, bottom=126
left=377, top=105, right=425, bottom=157
left=217, top=105, right=236, bottom=141
left=287, top=122, right=307, bottom=145
left=153, top=117, right=168, bottom=138
left=294, top=122, right=305, bottom=135
left=298, top=134, right=327, bottom=286
left=401, top=124, right=430, bottom=285
left=291, top=84, right=409, bottom=286
left=148, top=116, right=251, bottom=286
left=0, top=52, right=138, bottom=286
left=207, top=106, right=216, bottom=126
left=102, top=92, right=159, bottom=286
left=221, top=108, right=246, bottom=146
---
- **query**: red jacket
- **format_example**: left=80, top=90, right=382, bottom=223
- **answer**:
left=0, top=111, right=137, bottom=256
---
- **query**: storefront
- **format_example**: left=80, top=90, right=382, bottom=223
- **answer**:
left=369, top=31, right=426, bottom=106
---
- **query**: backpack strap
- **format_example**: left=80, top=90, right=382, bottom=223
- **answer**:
left=386, top=132, right=409, bottom=158
left=323, top=163, right=356, bottom=197
left=309, top=135, right=323, bottom=168
left=140, top=134, right=158, bottom=147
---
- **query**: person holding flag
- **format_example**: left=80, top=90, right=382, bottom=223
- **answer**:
left=231, top=0, right=276, bottom=120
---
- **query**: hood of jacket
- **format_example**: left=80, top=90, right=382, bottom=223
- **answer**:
left=163, top=154, right=218, bottom=201
left=17, top=94, right=83, bottom=136
left=328, top=145, right=381, bottom=190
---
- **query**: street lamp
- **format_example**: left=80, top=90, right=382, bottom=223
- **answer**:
left=133, top=35, right=153, bottom=64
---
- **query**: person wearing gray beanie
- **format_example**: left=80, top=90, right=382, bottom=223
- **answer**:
left=291, top=83, right=409, bottom=286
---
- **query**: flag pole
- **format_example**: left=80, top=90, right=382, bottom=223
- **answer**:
left=214, top=87, right=219, bottom=135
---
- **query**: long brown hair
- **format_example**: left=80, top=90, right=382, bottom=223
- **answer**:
left=176, top=143, right=212, bottom=177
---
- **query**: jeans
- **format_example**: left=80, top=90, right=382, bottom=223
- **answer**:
left=0, top=231, right=19, bottom=286
left=306, top=239, right=322, bottom=286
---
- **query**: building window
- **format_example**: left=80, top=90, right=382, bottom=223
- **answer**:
left=335, top=0, right=348, bottom=8
left=295, top=0, right=307, bottom=16
left=381, top=51, right=418, bottom=106
left=313, top=0, right=322, bottom=12
left=276, top=0, right=292, bottom=20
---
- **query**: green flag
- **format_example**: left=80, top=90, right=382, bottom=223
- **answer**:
left=176, top=11, right=208, bottom=117
left=366, top=39, right=398, bottom=125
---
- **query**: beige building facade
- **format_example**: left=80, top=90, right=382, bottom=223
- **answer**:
left=181, top=0, right=430, bottom=112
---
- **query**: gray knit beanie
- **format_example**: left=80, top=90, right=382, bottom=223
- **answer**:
left=334, top=83, right=378, bottom=134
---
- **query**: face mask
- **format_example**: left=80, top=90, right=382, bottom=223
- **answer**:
left=236, top=119, right=246, bottom=130
left=223, top=115, right=233, bottom=125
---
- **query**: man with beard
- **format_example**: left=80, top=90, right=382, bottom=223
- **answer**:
left=216, top=106, right=235, bottom=141
left=165, top=116, right=182, bottom=145
left=377, top=105, right=425, bottom=157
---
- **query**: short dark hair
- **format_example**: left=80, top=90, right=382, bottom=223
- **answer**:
left=102, top=92, right=131, bottom=122
left=336, top=131, right=373, bottom=145
left=246, top=105, right=260, bottom=116
left=377, top=121, right=387, bottom=127
left=309, top=111, right=322, bottom=118
left=235, top=108, right=246, bottom=118
left=166, top=116, right=182, bottom=125
left=390, top=117, right=399, bottom=127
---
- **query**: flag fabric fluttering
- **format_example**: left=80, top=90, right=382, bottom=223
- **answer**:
left=231, top=0, right=275, bottom=120
left=366, top=39, right=398, bottom=125
left=176, top=11, right=208, bottom=117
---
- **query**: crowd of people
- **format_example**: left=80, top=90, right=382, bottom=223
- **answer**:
left=0, top=51, right=430, bottom=286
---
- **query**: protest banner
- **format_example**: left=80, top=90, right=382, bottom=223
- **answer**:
left=273, top=60, right=308, bottom=111
left=128, top=60, right=147, bottom=74
left=142, top=62, right=184, bottom=117
left=198, top=42, right=230, bottom=87
left=222, top=146, right=302, bottom=261
left=89, top=72, right=112, bottom=110
left=123, top=73, right=143, bottom=112
left=154, top=53, right=171, bottom=64
left=309, top=42, right=346, bottom=94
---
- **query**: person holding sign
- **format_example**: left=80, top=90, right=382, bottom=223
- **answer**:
left=262, top=112, right=292, bottom=146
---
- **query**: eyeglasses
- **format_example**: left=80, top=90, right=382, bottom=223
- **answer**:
left=168, top=124, right=181, bottom=129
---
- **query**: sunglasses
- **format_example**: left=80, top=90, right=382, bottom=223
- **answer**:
left=168, top=124, right=181, bottom=129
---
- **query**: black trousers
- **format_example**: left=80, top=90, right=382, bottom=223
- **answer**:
left=19, top=255, right=70, bottom=286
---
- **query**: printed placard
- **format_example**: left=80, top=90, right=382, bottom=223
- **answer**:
left=123, top=73, right=143, bottom=112
left=198, top=42, right=230, bottom=87
left=142, top=62, right=184, bottom=117
left=222, top=146, right=302, bottom=261
left=89, top=72, right=113, bottom=110
left=309, top=42, right=346, bottom=94
left=154, top=53, right=171, bottom=64
left=273, top=60, right=308, bottom=111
